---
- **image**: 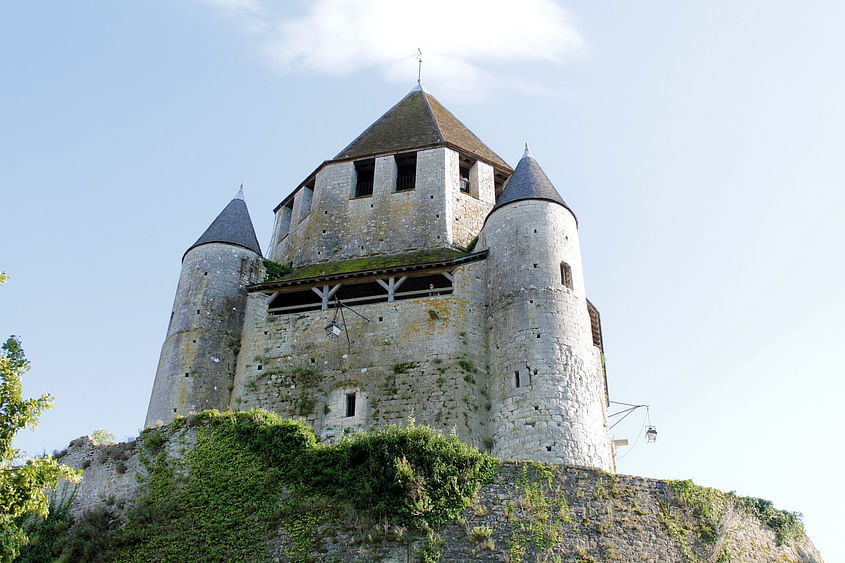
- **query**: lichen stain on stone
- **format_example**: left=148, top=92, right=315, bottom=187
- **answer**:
left=177, top=383, right=188, bottom=412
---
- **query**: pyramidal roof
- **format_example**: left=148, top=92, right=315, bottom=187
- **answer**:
left=185, top=186, right=262, bottom=259
left=490, top=145, right=574, bottom=217
left=334, top=86, right=510, bottom=170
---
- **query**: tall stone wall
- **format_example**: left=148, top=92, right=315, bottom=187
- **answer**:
left=480, top=200, right=614, bottom=470
left=231, top=262, right=492, bottom=449
left=145, top=243, right=262, bottom=427
left=56, top=430, right=822, bottom=562
left=269, top=147, right=495, bottom=267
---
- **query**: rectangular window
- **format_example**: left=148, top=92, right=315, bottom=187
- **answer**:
left=345, top=393, right=356, bottom=417
left=354, top=159, right=375, bottom=197
left=458, top=155, right=478, bottom=196
left=395, top=152, right=416, bottom=191
left=514, top=370, right=521, bottom=388
left=587, top=300, right=603, bottom=349
left=459, top=164, right=471, bottom=193
left=560, top=262, right=573, bottom=289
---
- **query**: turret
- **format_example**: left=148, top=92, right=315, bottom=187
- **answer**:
left=145, top=187, right=263, bottom=427
left=478, top=146, right=614, bottom=470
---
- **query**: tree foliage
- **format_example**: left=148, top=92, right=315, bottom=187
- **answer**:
left=0, top=336, right=81, bottom=561
left=91, top=429, right=116, bottom=446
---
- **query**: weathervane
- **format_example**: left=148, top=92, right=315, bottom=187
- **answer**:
left=416, top=48, right=423, bottom=85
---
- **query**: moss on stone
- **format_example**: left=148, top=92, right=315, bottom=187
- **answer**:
left=265, top=248, right=469, bottom=283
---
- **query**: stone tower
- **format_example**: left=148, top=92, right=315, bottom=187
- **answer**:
left=479, top=147, right=614, bottom=470
left=267, top=85, right=510, bottom=267
left=145, top=187, right=263, bottom=427
left=145, top=87, right=616, bottom=472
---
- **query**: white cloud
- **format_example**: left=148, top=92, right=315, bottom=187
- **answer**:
left=203, top=0, right=585, bottom=98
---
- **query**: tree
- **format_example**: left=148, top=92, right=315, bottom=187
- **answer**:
left=0, top=335, right=82, bottom=560
left=90, top=428, right=116, bottom=446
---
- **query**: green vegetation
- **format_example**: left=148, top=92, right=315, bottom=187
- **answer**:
left=392, top=361, right=418, bottom=374
left=263, top=248, right=469, bottom=283
left=470, top=524, right=493, bottom=540
left=659, top=479, right=805, bottom=560
left=16, top=486, right=119, bottom=563
left=261, top=259, right=293, bottom=282
left=295, top=394, right=317, bottom=416
left=734, top=495, right=804, bottom=544
left=91, top=429, right=116, bottom=446
left=465, top=235, right=479, bottom=252
left=1, top=336, right=81, bottom=561
left=505, top=462, right=572, bottom=562
left=21, top=411, right=500, bottom=561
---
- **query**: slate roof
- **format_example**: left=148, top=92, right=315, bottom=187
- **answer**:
left=334, top=86, right=510, bottom=170
left=489, top=146, right=574, bottom=218
left=185, top=187, right=262, bottom=258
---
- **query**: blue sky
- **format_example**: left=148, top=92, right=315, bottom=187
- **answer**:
left=2, top=1, right=843, bottom=558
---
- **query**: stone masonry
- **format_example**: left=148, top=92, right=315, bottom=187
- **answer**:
left=145, top=86, right=616, bottom=471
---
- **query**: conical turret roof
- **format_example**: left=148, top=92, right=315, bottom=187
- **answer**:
left=490, top=145, right=574, bottom=217
left=185, top=186, right=262, bottom=259
left=334, top=86, right=509, bottom=170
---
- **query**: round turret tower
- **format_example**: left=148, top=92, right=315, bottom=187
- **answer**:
left=145, top=187, right=263, bottom=427
left=478, top=147, right=614, bottom=471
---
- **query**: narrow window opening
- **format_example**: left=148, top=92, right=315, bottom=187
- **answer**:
left=277, top=200, right=294, bottom=239
left=345, top=393, right=356, bottom=417
left=533, top=229, right=537, bottom=233
left=459, top=164, right=471, bottom=193
left=560, top=262, right=573, bottom=289
left=299, top=182, right=314, bottom=220
left=458, top=156, right=477, bottom=196
left=185, top=372, right=189, bottom=378
left=494, top=170, right=508, bottom=196
left=378, top=316, right=383, bottom=322
left=395, top=152, right=416, bottom=191
left=354, top=159, right=375, bottom=197
left=514, top=370, right=521, bottom=388
left=546, top=445, right=552, bottom=452
left=533, top=263, right=538, bottom=268
left=196, top=309, right=200, bottom=314
left=587, top=301, right=604, bottom=349
left=192, top=339, right=196, bottom=343
left=534, top=405, right=539, bottom=411
left=203, top=271, right=208, bottom=276
left=310, top=357, right=315, bottom=364
left=257, top=365, right=263, bottom=371
left=536, top=334, right=541, bottom=339
left=173, top=408, right=177, bottom=413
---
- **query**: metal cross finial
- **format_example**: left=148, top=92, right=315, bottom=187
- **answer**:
left=416, top=48, right=423, bottom=85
